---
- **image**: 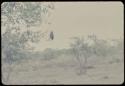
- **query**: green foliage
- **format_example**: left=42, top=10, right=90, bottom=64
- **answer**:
left=70, top=37, right=91, bottom=58
left=1, top=2, right=54, bottom=28
left=1, top=2, right=55, bottom=63
left=42, top=48, right=55, bottom=60
left=70, top=35, right=123, bottom=58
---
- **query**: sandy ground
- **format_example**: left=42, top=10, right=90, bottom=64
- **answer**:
left=2, top=55, right=124, bottom=85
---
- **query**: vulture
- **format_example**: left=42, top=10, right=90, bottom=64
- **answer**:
left=50, top=31, right=54, bottom=40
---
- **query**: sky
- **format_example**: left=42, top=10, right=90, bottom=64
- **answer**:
left=34, top=2, right=124, bottom=51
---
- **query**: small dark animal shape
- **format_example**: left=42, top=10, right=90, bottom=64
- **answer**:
left=50, top=31, right=54, bottom=40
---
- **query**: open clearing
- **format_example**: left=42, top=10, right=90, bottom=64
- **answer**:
left=2, top=55, right=124, bottom=85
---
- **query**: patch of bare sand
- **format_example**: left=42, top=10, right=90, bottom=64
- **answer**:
left=2, top=55, right=124, bottom=85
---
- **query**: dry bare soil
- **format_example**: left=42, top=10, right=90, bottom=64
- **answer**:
left=2, top=55, right=124, bottom=85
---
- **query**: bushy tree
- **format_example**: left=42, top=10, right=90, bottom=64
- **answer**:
left=1, top=2, right=54, bottom=83
left=70, top=37, right=91, bottom=75
left=70, top=35, right=123, bottom=75
left=88, top=35, right=109, bottom=57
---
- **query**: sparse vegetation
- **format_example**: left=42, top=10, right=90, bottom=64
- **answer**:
left=2, top=34, right=123, bottom=84
left=1, top=2, right=123, bottom=85
left=69, top=35, right=123, bottom=75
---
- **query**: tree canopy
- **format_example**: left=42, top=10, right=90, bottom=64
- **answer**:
left=1, top=2, right=55, bottom=62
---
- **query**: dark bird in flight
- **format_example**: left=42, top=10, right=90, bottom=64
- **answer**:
left=50, top=31, right=54, bottom=40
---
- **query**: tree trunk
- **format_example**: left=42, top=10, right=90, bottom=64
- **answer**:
left=77, top=51, right=88, bottom=75
left=6, top=63, right=14, bottom=83
left=2, top=62, right=14, bottom=85
left=83, top=56, right=87, bottom=74
left=2, top=51, right=15, bottom=84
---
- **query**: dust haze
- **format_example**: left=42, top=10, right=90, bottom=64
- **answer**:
left=2, top=2, right=124, bottom=85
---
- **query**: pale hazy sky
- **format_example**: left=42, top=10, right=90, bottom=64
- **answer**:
left=35, top=2, right=124, bottom=51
